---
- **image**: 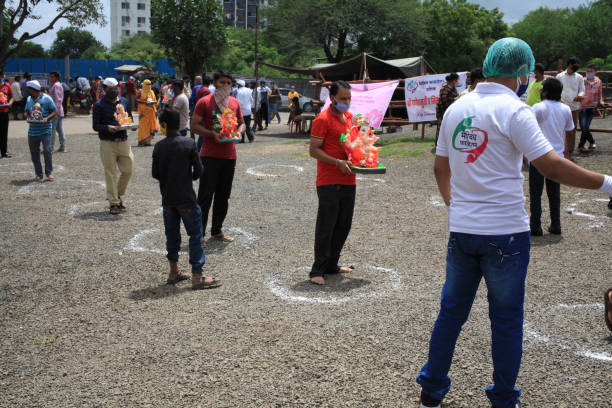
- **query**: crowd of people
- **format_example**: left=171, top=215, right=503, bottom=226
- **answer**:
left=2, top=35, right=612, bottom=408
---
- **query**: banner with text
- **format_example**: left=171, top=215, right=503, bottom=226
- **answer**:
left=322, top=80, right=399, bottom=128
left=404, top=73, right=467, bottom=123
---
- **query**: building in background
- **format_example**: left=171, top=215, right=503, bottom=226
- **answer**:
left=110, top=0, right=151, bottom=45
left=219, top=0, right=266, bottom=29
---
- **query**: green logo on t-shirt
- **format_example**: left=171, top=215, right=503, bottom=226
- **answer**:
left=452, top=116, right=488, bottom=163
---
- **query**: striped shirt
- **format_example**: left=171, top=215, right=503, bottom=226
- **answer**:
left=25, top=94, right=56, bottom=137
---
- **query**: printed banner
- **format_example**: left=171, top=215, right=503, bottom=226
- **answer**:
left=322, top=80, right=399, bottom=128
left=404, top=73, right=467, bottom=122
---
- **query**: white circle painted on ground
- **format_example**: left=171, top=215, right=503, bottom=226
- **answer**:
left=265, top=264, right=401, bottom=304
left=565, top=198, right=610, bottom=229
left=525, top=303, right=612, bottom=362
left=124, top=226, right=258, bottom=256
left=429, top=196, right=445, bottom=207
left=0, top=162, right=65, bottom=175
left=246, top=164, right=304, bottom=178
left=17, top=177, right=103, bottom=195
left=356, top=175, right=386, bottom=187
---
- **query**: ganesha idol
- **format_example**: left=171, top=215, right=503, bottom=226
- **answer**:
left=217, top=108, right=241, bottom=143
left=114, top=104, right=133, bottom=125
left=340, top=114, right=386, bottom=174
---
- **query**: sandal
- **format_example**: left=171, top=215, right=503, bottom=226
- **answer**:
left=109, top=205, right=120, bottom=215
left=34, top=176, right=41, bottom=182
left=605, top=288, right=612, bottom=332
left=47, top=174, right=54, bottom=181
left=118, top=198, right=127, bottom=211
left=212, top=233, right=233, bottom=242
left=192, top=277, right=221, bottom=290
left=167, top=273, right=190, bottom=285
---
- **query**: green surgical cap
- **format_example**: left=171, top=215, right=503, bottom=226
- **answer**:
left=483, top=37, right=535, bottom=78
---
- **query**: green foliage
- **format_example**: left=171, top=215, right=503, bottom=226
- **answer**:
left=106, top=33, right=167, bottom=61
left=11, top=41, right=46, bottom=58
left=49, top=27, right=104, bottom=59
left=421, top=0, right=508, bottom=73
left=151, top=0, right=227, bottom=76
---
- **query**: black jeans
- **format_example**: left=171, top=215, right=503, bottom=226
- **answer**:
left=578, top=108, right=596, bottom=148
left=311, top=184, right=356, bottom=278
left=529, top=164, right=560, bottom=230
left=242, top=115, right=254, bottom=142
left=256, top=103, right=268, bottom=129
left=197, top=157, right=236, bottom=236
left=0, top=112, right=9, bottom=156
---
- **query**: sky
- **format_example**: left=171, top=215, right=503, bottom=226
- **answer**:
left=18, top=0, right=592, bottom=50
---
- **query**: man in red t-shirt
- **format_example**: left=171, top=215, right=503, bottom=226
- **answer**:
left=125, top=76, right=136, bottom=111
left=308, top=80, right=355, bottom=285
left=0, top=71, right=14, bottom=158
left=191, top=71, right=245, bottom=245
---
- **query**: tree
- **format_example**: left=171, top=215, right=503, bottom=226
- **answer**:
left=420, top=0, right=508, bottom=72
left=0, top=0, right=105, bottom=70
left=49, top=27, right=104, bottom=58
left=151, top=0, right=227, bottom=77
left=264, top=0, right=427, bottom=63
left=106, top=33, right=166, bottom=61
left=11, top=41, right=45, bottom=58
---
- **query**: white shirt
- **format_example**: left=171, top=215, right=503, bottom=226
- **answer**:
left=236, top=86, right=253, bottom=115
left=556, top=70, right=585, bottom=111
left=532, top=100, right=574, bottom=156
left=171, top=93, right=190, bottom=131
left=209, top=84, right=216, bottom=94
left=436, top=82, right=553, bottom=235
left=77, top=77, right=91, bottom=90
left=11, top=82, right=22, bottom=101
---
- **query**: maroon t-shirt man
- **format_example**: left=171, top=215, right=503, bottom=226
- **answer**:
left=125, top=80, right=136, bottom=96
left=196, top=86, right=211, bottom=101
left=193, top=93, right=243, bottom=160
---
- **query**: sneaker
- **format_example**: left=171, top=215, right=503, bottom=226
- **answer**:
left=588, top=143, right=597, bottom=150
left=548, top=225, right=562, bottom=235
left=419, top=390, right=442, bottom=408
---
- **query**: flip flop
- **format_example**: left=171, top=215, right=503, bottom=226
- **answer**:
left=605, top=288, right=612, bottom=332
left=192, top=277, right=221, bottom=290
left=212, top=233, right=233, bottom=242
left=167, top=273, right=190, bottom=285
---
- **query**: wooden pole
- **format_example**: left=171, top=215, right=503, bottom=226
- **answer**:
left=253, top=5, right=259, bottom=112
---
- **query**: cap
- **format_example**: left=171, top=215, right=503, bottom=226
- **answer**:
left=26, top=80, right=41, bottom=91
left=237, top=79, right=245, bottom=87
left=103, top=77, right=118, bottom=87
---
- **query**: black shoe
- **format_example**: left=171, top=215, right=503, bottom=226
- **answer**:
left=419, top=390, right=441, bottom=408
left=608, top=198, right=612, bottom=210
left=530, top=227, right=543, bottom=236
left=118, top=198, right=127, bottom=211
left=548, top=225, right=562, bottom=235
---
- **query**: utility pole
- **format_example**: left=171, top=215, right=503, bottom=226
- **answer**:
left=254, top=3, right=259, bottom=118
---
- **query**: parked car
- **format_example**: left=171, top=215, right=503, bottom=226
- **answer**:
left=278, top=88, right=314, bottom=112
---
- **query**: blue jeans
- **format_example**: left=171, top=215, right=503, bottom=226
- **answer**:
left=578, top=108, right=596, bottom=148
left=269, top=103, right=280, bottom=123
left=28, top=133, right=53, bottom=177
left=179, top=128, right=188, bottom=136
left=417, top=231, right=531, bottom=407
left=51, top=116, right=65, bottom=150
left=162, top=204, right=205, bottom=274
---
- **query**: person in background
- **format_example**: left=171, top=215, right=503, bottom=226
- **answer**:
left=190, top=75, right=203, bottom=113
left=529, top=78, right=574, bottom=236
left=21, top=73, right=32, bottom=104
left=578, top=63, right=605, bottom=153
left=435, top=73, right=459, bottom=146
left=0, top=72, right=14, bottom=158
left=460, top=68, right=484, bottom=96
left=195, top=76, right=212, bottom=102
left=48, top=71, right=66, bottom=152
left=269, top=83, right=281, bottom=124
left=25, top=80, right=56, bottom=180
left=256, top=80, right=270, bottom=131
left=556, top=57, right=584, bottom=160
left=92, top=77, right=134, bottom=215
left=170, top=79, right=190, bottom=136
left=526, top=63, right=546, bottom=107
left=61, top=77, right=70, bottom=115
left=236, top=80, right=254, bottom=143
left=183, top=75, right=192, bottom=99
left=287, top=85, right=300, bottom=125
left=136, top=79, right=159, bottom=146
left=10, top=75, right=23, bottom=120
left=153, top=108, right=221, bottom=290
left=125, top=76, right=137, bottom=111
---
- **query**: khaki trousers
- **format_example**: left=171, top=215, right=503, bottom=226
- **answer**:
left=99, top=139, right=134, bottom=206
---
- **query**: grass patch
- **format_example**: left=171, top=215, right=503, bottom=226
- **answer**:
left=291, top=152, right=309, bottom=157
left=34, top=336, right=57, bottom=346
left=282, top=140, right=306, bottom=145
left=375, top=136, right=434, bottom=159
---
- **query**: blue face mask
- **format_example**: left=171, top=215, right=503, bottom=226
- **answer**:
left=586, top=73, right=595, bottom=80
left=332, top=97, right=350, bottom=113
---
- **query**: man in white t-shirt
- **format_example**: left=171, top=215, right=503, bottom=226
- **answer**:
left=530, top=78, right=574, bottom=236
left=235, top=80, right=254, bottom=143
left=170, top=79, right=190, bottom=136
left=417, top=38, right=612, bottom=408
left=556, top=57, right=585, bottom=160
left=77, top=76, right=91, bottom=91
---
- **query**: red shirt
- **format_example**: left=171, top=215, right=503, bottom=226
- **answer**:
left=194, top=94, right=243, bottom=160
left=0, top=83, right=13, bottom=113
left=125, top=80, right=136, bottom=95
left=311, top=107, right=356, bottom=187
left=196, top=86, right=211, bottom=101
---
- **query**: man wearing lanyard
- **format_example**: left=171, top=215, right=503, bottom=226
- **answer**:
left=417, top=38, right=612, bottom=408
left=92, top=77, right=134, bottom=215
left=308, top=80, right=356, bottom=286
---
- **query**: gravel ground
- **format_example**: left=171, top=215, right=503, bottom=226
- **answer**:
left=0, top=112, right=611, bottom=407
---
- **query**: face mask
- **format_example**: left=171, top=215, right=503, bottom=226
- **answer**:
left=586, top=73, right=595, bottom=80
left=332, top=97, right=350, bottom=113
left=106, top=90, right=118, bottom=100
left=571, top=65, right=580, bottom=72
left=515, top=77, right=528, bottom=96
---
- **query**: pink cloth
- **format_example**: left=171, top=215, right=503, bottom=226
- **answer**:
left=49, top=81, right=64, bottom=117
left=582, top=77, right=602, bottom=109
